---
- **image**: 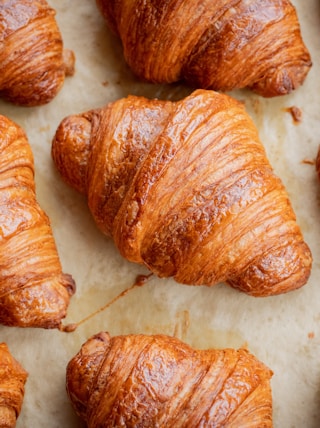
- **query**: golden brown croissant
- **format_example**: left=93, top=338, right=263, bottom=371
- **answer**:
left=51, top=89, right=312, bottom=297
left=96, top=0, right=311, bottom=97
left=66, top=332, right=273, bottom=427
left=0, top=114, right=75, bottom=328
left=0, top=0, right=75, bottom=106
left=0, top=343, right=27, bottom=428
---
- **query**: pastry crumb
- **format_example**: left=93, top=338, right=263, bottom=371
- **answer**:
left=39, top=125, right=50, bottom=133
left=301, top=158, right=315, bottom=165
left=285, top=106, right=302, bottom=124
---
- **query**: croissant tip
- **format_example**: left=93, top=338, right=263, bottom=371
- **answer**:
left=59, top=322, right=78, bottom=333
left=64, top=274, right=77, bottom=296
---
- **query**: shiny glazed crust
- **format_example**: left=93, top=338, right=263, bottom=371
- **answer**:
left=52, top=89, right=312, bottom=297
left=66, top=332, right=273, bottom=427
left=96, top=0, right=312, bottom=97
left=0, top=343, right=28, bottom=428
left=0, top=0, right=75, bottom=106
left=0, top=115, right=75, bottom=328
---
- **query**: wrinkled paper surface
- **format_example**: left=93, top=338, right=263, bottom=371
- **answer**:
left=0, top=1, right=319, bottom=427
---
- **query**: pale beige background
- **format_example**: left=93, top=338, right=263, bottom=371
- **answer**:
left=0, top=0, right=319, bottom=427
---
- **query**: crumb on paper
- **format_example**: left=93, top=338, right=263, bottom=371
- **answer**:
left=301, top=158, right=315, bottom=166
left=285, top=106, right=302, bottom=124
left=308, top=332, right=315, bottom=339
left=39, top=125, right=50, bottom=133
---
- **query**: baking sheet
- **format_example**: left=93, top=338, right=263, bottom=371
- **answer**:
left=0, top=0, right=320, bottom=426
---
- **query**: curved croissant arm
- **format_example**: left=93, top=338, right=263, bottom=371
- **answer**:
left=0, top=115, right=75, bottom=328
left=0, top=0, right=75, bottom=106
left=0, top=343, right=28, bottom=428
left=66, top=332, right=273, bottom=427
left=96, top=0, right=311, bottom=97
left=52, top=89, right=312, bottom=297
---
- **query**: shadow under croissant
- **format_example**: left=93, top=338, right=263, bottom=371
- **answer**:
left=51, top=89, right=312, bottom=298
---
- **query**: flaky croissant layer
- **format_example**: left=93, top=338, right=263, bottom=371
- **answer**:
left=96, top=0, right=311, bottom=97
left=0, top=343, right=27, bottom=428
left=0, top=115, right=75, bottom=328
left=66, top=332, right=273, bottom=427
left=52, top=89, right=312, bottom=297
left=0, top=0, right=75, bottom=106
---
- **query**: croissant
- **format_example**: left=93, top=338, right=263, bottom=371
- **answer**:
left=0, top=114, right=75, bottom=328
left=96, top=0, right=312, bottom=97
left=0, top=0, right=75, bottom=107
left=66, top=332, right=273, bottom=427
left=51, top=89, right=312, bottom=297
left=0, top=343, right=27, bottom=428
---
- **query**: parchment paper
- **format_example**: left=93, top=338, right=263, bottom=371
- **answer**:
left=0, top=1, right=319, bottom=427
